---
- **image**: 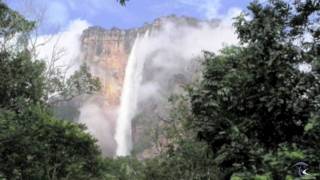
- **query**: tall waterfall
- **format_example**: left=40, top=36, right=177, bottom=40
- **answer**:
left=115, top=31, right=149, bottom=156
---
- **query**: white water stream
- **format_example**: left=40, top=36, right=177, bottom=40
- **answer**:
left=115, top=31, right=149, bottom=156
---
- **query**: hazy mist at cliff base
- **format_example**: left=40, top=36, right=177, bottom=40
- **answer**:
left=35, top=12, right=240, bottom=156
left=113, top=15, right=240, bottom=156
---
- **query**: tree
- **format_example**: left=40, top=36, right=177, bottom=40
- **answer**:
left=0, top=1, right=105, bottom=179
left=101, top=157, right=146, bottom=180
left=189, top=0, right=320, bottom=179
left=118, top=0, right=129, bottom=6
left=0, top=106, right=106, bottom=179
left=0, top=49, right=46, bottom=111
left=140, top=94, right=219, bottom=180
left=0, top=0, right=43, bottom=111
left=0, top=0, right=34, bottom=49
left=48, top=63, right=101, bottom=104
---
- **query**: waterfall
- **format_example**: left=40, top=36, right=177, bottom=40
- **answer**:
left=115, top=31, right=149, bottom=156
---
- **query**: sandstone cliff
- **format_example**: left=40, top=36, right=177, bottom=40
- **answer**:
left=80, top=14, right=218, bottom=108
left=79, top=15, right=219, bottom=158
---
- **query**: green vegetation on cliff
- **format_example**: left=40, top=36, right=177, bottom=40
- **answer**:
left=0, top=1, right=104, bottom=179
left=1, top=0, right=320, bottom=179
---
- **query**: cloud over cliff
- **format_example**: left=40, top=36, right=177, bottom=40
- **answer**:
left=36, top=19, right=90, bottom=77
left=34, top=13, right=241, bottom=157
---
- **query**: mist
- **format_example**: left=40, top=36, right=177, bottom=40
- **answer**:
left=36, top=19, right=90, bottom=77
left=36, top=14, right=240, bottom=157
left=113, top=16, right=239, bottom=156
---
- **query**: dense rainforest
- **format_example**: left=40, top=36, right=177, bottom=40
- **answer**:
left=0, top=0, right=320, bottom=179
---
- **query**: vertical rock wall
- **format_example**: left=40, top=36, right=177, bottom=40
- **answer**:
left=79, top=15, right=219, bottom=157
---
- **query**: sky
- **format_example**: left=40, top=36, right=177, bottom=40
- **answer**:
left=6, top=0, right=251, bottom=34
left=5, top=0, right=251, bottom=153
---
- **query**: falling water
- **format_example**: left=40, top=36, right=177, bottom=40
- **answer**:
left=115, top=31, right=149, bottom=156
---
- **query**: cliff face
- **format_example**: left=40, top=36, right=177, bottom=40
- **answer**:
left=79, top=15, right=219, bottom=157
left=80, top=15, right=217, bottom=109
left=81, top=27, right=137, bottom=106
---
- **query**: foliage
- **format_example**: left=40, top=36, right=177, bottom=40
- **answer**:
left=0, top=106, right=106, bottom=179
left=0, top=1, right=34, bottom=42
left=0, top=1, right=104, bottom=179
left=144, top=139, right=218, bottom=180
left=117, top=0, right=129, bottom=6
left=189, top=0, right=320, bottom=179
left=140, top=94, right=219, bottom=180
left=101, top=157, right=146, bottom=180
left=48, top=63, right=101, bottom=104
left=63, top=64, right=101, bottom=99
left=2, top=0, right=320, bottom=179
left=0, top=49, right=46, bottom=111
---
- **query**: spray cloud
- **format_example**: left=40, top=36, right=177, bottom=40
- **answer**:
left=113, top=15, right=239, bottom=155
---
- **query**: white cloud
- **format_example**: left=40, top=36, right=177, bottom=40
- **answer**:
left=222, top=7, right=242, bottom=26
left=35, top=19, right=121, bottom=156
left=200, top=0, right=221, bottom=19
left=36, top=19, right=90, bottom=77
left=113, top=18, right=239, bottom=155
left=29, top=0, right=242, bottom=156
